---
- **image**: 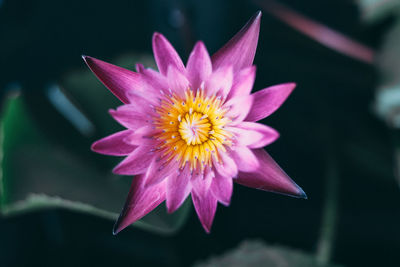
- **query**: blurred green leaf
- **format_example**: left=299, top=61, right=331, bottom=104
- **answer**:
left=0, top=93, right=190, bottom=234
left=193, top=240, right=342, bottom=267
left=357, top=0, right=400, bottom=23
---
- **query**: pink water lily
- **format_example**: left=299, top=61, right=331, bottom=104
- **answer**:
left=83, top=11, right=306, bottom=234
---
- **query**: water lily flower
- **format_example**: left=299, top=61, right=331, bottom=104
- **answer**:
left=83, top=11, right=306, bottom=234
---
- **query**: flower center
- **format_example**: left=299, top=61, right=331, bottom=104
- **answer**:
left=153, top=88, right=232, bottom=171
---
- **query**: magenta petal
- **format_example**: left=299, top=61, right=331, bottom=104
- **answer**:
left=113, top=146, right=154, bottom=175
left=82, top=56, right=142, bottom=104
left=113, top=174, right=166, bottom=234
left=246, top=83, right=296, bottom=121
left=212, top=11, right=261, bottom=73
left=192, top=189, right=218, bottom=233
left=224, top=94, right=253, bottom=125
left=187, top=41, right=212, bottom=90
left=205, top=66, right=233, bottom=98
left=109, top=106, right=149, bottom=130
left=230, top=146, right=259, bottom=172
left=214, top=150, right=238, bottom=178
left=144, top=157, right=179, bottom=187
left=166, top=165, right=192, bottom=213
left=210, top=173, right=233, bottom=206
left=227, top=66, right=256, bottom=100
left=91, top=130, right=136, bottom=156
left=236, top=149, right=306, bottom=198
left=167, top=66, right=189, bottom=98
left=152, top=33, right=185, bottom=75
left=124, top=126, right=159, bottom=146
left=232, top=122, right=279, bottom=148
left=135, top=66, right=168, bottom=94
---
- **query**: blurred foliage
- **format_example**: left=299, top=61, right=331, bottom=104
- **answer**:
left=194, top=240, right=342, bottom=267
left=357, top=0, right=400, bottom=23
left=0, top=92, right=190, bottom=234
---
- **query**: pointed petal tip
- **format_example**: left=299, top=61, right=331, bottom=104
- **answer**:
left=254, top=10, right=262, bottom=19
left=297, top=185, right=307, bottom=199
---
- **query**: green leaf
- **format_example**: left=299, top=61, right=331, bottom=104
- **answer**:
left=0, top=93, right=191, bottom=234
left=193, top=240, right=343, bottom=267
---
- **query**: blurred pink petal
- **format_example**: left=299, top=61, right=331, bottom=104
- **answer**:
left=186, top=41, right=213, bottom=91
left=212, top=11, right=261, bottom=72
left=152, top=32, right=185, bottom=75
left=82, top=55, right=142, bottom=104
left=91, top=130, right=136, bottom=156
left=237, top=149, right=306, bottom=198
left=232, top=122, right=279, bottom=148
left=113, top=175, right=166, bottom=234
left=246, top=83, right=296, bottom=121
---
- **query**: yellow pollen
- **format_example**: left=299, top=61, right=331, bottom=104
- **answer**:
left=153, top=88, right=232, bottom=172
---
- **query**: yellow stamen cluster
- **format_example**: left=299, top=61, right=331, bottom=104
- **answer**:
left=153, top=88, right=233, bottom=172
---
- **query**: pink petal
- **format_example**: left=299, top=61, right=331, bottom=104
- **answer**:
left=231, top=122, right=279, bottom=148
left=236, top=149, right=306, bottom=198
left=205, top=66, right=233, bottom=98
left=109, top=105, right=150, bottom=130
left=192, top=189, right=218, bottom=233
left=213, top=150, right=238, bottom=178
left=230, top=146, right=259, bottom=172
left=210, top=172, right=233, bottom=206
left=152, top=33, right=185, bottom=75
left=124, top=126, right=159, bottom=146
left=227, top=66, right=256, bottom=100
left=91, top=130, right=136, bottom=156
left=211, top=11, right=261, bottom=73
left=191, top=167, right=214, bottom=196
left=186, top=41, right=212, bottom=90
left=113, top=174, right=166, bottom=234
left=134, top=65, right=169, bottom=95
left=246, top=83, right=296, bottom=122
left=224, top=94, right=253, bottom=125
left=166, top=165, right=192, bottom=213
left=167, top=66, right=189, bottom=98
left=144, top=157, right=180, bottom=187
left=82, top=56, right=142, bottom=104
left=113, top=146, right=154, bottom=175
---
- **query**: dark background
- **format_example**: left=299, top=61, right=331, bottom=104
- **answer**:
left=0, top=0, right=399, bottom=266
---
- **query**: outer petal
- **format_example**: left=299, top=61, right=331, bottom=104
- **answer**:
left=166, top=165, right=192, bottom=213
left=192, top=188, right=218, bottom=233
left=152, top=33, right=185, bottom=75
left=230, top=146, right=259, bottom=172
left=212, top=11, right=261, bottom=73
left=113, top=174, right=166, bottom=234
left=205, top=66, right=233, bottom=98
left=113, top=146, right=154, bottom=175
left=227, top=66, right=256, bottom=100
left=91, top=130, right=136, bottom=156
left=236, top=149, right=306, bottom=198
left=231, top=122, right=279, bottom=148
left=246, top=83, right=296, bottom=121
left=186, top=41, right=212, bottom=90
left=82, top=56, right=142, bottom=104
left=210, top=172, right=233, bottom=206
left=109, top=106, right=150, bottom=130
